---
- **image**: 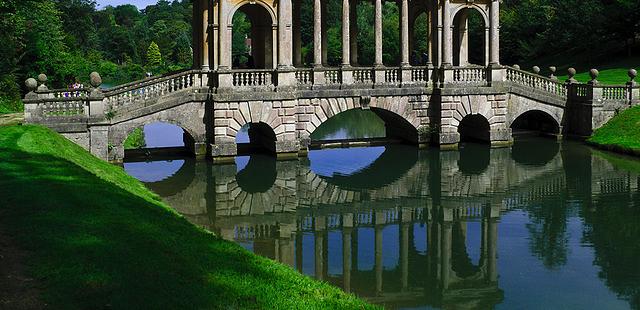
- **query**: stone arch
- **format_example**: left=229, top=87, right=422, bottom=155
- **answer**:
left=458, top=114, right=491, bottom=143
left=228, top=0, right=277, bottom=69
left=225, top=101, right=282, bottom=141
left=451, top=4, right=489, bottom=66
left=409, top=7, right=431, bottom=66
left=302, top=97, right=422, bottom=144
left=509, top=108, right=562, bottom=135
left=109, top=107, right=205, bottom=161
left=448, top=95, right=502, bottom=132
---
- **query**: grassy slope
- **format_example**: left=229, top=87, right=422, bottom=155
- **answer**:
left=552, top=55, right=639, bottom=85
left=588, top=106, right=640, bottom=153
left=0, top=125, right=376, bottom=310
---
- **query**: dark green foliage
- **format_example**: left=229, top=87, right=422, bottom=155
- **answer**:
left=123, top=127, right=146, bottom=149
left=146, top=41, right=162, bottom=67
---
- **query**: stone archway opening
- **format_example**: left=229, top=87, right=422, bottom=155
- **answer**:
left=511, top=110, right=561, bottom=138
left=236, top=122, right=277, bottom=156
left=232, top=3, right=275, bottom=69
left=458, top=114, right=490, bottom=144
left=410, top=11, right=430, bottom=66
left=123, top=122, right=194, bottom=161
left=452, top=8, right=487, bottom=66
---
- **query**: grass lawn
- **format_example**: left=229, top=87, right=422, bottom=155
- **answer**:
left=550, top=55, right=638, bottom=85
left=588, top=106, right=640, bottom=154
left=0, top=125, right=376, bottom=309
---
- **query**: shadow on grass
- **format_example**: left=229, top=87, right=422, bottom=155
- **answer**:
left=0, top=128, right=373, bottom=309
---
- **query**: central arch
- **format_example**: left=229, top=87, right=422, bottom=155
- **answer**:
left=458, top=114, right=490, bottom=144
left=452, top=6, right=489, bottom=66
left=230, top=1, right=277, bottom=69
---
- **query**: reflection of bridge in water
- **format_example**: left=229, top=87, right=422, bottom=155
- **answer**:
left=139, top=141, right=639, bottom=308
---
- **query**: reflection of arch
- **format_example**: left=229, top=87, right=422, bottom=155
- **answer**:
left=511, top=110, right=561, bottom=135
left=451, top=221, right=481, bottom=278
left=144, top=158, right=197, bottom=197
left=319, top=145, right=418, bottom=190
left=229, top=1, right=276, bottom=69
left=458, top=114, right=490, bottom=144
left=511, top=138, right=560, bottom=167
left=458, top=143, right=490, bottom=175
left=452, top=6, right=488, bottom=66
left=236, top=154, right=277, bottom=193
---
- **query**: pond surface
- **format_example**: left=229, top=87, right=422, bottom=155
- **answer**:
left=123, top=136, right=640, bottom=309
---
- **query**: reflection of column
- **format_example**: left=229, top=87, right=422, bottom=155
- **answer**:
left=375, top=219, right=384, bottom=295
left=400, top=221, right=409, bottom=290
left=374, top=0, right=383, bottom=66
left=295, top=231, right=303, bottom=273
left=314, top=217, right=326, bottom=280
left=293, top=0, right=302, bottom=67
left=343, top=227, right=352, bottom=293
left=341, top=0, right=351, bottom=67
left=441, top=222, right=452, bottom=290
left=488, top=218, right=498, bottom=282
left=313, top=0, right=322, bottom=67
left=400, top=0, right=409, bottom=66
left=442, top=0, right=452, bottom=66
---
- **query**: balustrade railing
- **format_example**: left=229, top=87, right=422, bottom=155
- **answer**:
left=452, top=66, right=487, bottom=85
left=324, top=69, right=341, bottom=84
left=506, top=66, right=567, bottom=98
left=104, top=70, right=202, bottom=111
left=39, top=88, right=90, bottom=99
left=232, top=69, right=274, bottom=87
left=601, top=86, right=628, bottom=100
left=295, top=69, right=313, bottom=85
left=39, top=98, right=87, bottom=118
left=353, top=68, right=374, bottom=84
left=384, top=67, right=401, bottom=84
left=411, top=67, right=429, bottom=82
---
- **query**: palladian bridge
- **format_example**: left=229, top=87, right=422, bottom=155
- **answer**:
left=23, top=0, right=640, bottom=162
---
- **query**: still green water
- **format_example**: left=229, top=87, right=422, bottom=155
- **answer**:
left=123, top=114, right=640, bottom=309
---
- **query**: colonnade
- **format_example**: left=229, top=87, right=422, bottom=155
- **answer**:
left=192, top=0, right=501, bottom=72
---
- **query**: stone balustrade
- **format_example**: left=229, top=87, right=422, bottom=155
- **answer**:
left=452, top=66, right=488, bottom=86
left=506, top=66, right=567, bottom=98
left=232, top=69, right=274, bottom=88
left=353, top=68, right=374, bottom=84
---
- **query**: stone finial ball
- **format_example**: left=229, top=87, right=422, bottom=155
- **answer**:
left=90, top=72, right=102, bottom=87
left=568, top=68, right=577, bottom=77
left=37, top=73, right=47, bottom=84
left=590, top=69, right=599, bottom=80
left=25, top=78, right=37, bottom=91
left=629, top=69, right=637, bottom=80
left=513, top=64, right=520, bottom=70
left=532, top=66, right=541, bottom=74
left=549, top=66, right=557, bottom=73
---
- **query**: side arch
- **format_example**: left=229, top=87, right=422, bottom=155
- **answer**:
left=450, top=4, right=490, bottom=27
left=508, top=107, right=563, bottom=134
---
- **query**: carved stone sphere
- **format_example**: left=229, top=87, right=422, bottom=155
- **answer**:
left=532, top=66, right=541, bottom=74
left=90, top=72, right=102, bottom=88
left=37, top=73, right=47, bottom=84
left=589, top=69, right=599, bottom=80
left=513, top=64, right=520, bottom=70
left=25, top=78, right=37, bottom=91
left=629, top=69, right=637, bottom=80
left=567, top=68, right=577, bottom=77
left=549, top=66, right=557, bottom=73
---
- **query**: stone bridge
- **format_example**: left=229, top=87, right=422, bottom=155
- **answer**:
left=22, top=0, right=640, bottom=162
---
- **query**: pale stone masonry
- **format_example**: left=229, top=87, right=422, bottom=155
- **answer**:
left=22, top=1, right=640, bottom=162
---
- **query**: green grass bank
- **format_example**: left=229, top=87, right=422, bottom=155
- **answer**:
left=0, top=125, right=376, bottom=309
left=588, top=106, right=640, bottom=155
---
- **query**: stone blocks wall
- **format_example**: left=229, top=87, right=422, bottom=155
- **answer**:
left=439, top=93, right=511, bottom=145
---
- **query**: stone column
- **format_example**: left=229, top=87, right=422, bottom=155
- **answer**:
left=218, top=0, right=230, bottom=70
left=400, top=0, right=410, bottom=67
left=202, top=2, right=210, bottom=71
left=313, top=0, right=322, bottom=67
left=322, top=3, right=328, bottom=65
left=490, top=0, right=500, bottom=65
left=293, top=0, right=302, bottom=67
left=442, top=0, right=452, bottom=66
left=342, top=0, right=351, bottom=67
left=350, top=0, right=359, bottom=65
left=278, top=0, right=293, bottom=68
left=212, top=1, right=219, bottom=70
left=485, top=27, right=490, bottom=66
left=374, top=0, right=383, bottom=67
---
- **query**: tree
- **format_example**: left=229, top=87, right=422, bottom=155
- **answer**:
left=146, top=41, right=162, bottom=67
